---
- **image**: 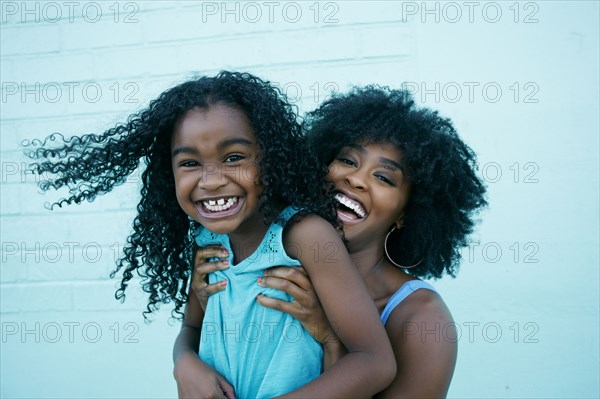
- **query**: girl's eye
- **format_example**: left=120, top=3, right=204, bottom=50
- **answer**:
left=224, top=154, right=244, bottom=163
left=180, top=160, right=200, bottom=167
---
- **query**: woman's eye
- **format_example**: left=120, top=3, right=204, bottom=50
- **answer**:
left=337, top=157, right=356, bottom=167
left=376, top=175, right=395, bottom=186
left=224, top=154, right=244, bottom=163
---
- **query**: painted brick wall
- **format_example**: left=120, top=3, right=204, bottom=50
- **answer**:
left=1, top=1, right=598, bottom=398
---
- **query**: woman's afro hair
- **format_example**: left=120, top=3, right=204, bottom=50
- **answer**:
left=304, top=85, right=488, bottom=279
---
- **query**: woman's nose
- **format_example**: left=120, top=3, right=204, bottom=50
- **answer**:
left=345, top=169, right=367, bottom=190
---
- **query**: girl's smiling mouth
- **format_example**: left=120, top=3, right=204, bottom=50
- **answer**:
left=195, top=196, right=244, bottom=218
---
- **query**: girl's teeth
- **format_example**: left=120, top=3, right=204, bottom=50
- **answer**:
left=202, top=197, right=238, bottom=212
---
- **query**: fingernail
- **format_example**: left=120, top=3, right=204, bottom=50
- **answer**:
left=221, top=250, right=228, bottom=257
left=221, top=260, right=229, bottom=266
left=257, top=277, right=264, bottom=286
left=220, top=280, right=228, bottom=286
left=263, top=270, right=268, bottom=276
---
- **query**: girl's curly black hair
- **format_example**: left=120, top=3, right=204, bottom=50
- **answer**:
left=304, top=85, right=487, bottom=279
left=24, top=71, right=338, bottom=318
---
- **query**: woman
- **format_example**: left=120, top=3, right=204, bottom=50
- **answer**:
left=186, top=85, right=487, bottom=397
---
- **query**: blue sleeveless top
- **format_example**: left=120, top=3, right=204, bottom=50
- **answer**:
left=194, top=206, right=322, bottom=399
left=380, top=280, right=437, bottom=325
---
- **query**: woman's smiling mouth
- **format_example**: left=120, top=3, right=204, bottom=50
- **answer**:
left=335, top=193, right=367, bottom=224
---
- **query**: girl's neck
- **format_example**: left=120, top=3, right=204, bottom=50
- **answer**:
left=227, top=217, right=272, bottom=265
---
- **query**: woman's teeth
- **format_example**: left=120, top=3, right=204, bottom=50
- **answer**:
left=203, top=197, right=238, bottom=212
left=335, top=193, right=366, bottom=218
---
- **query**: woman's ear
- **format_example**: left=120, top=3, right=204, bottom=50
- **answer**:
left=394, top=213, right=405, bottom=229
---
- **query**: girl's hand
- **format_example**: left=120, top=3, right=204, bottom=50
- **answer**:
left=174, top=352, right=235, bottom=399
left=192, top=245, right=229, bottom=312
left=256, top=266, right=341, bottom=347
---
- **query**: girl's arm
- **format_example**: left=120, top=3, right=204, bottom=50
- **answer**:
left=172, top=265, right=235, bottom=399
left=256, top=266, right=347, bottom=370
left=193, top=246, right=349, bottom=371
left=376, top=290, right=457, bottom=398
left=280, top=215, right=396, bottom=398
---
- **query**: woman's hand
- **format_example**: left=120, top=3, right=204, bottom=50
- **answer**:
left=174, top=351, right=235, bottom=399
left=256, top=266, right=341, bottom=347
left=191, top=245, right=229, bottom=312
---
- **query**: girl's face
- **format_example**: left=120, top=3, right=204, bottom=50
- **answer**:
left=171, top=104, right=264, bottom=237
left=327, top=142, right=411, bottom=250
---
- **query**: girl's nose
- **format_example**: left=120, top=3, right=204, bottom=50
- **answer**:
left=197, top=164, right=227, bottom=191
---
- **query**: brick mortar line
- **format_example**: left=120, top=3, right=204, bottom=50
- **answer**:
left=0, top=54, right=412, bottom=105
left=0, top=20, right=413, bottom=57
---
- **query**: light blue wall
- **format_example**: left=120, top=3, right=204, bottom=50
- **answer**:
left=1, top=1, right=598, bottom=397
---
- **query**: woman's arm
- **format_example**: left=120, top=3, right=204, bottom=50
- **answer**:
left=377, top=290, right=457, bottom=398
left=279, top=215, right=396, bottom=398
left=257, top=267, right=457, bottom=398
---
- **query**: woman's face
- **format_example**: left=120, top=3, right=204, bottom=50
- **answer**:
left=327, top=142, right=411, bottom=250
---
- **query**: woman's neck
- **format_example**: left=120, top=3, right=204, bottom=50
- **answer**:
left=349, top=246, right=385, bottom=278
left=349, top=245, right=415, bottom=307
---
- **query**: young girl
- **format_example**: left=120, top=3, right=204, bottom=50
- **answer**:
left=193, top=85, right=488, bottom=397
left=24, top=72, right=395, bottom=399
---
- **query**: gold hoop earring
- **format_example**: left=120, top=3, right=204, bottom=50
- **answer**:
left=384, top=226, right=423, bottom=269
